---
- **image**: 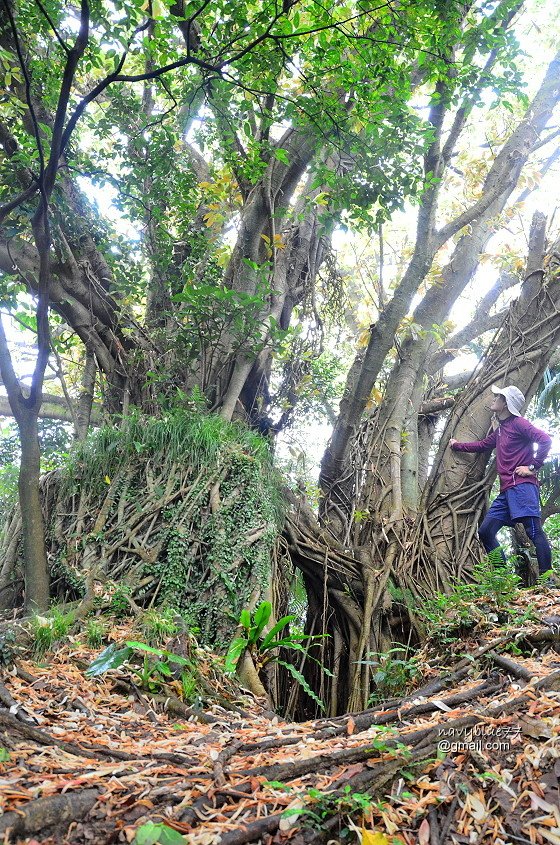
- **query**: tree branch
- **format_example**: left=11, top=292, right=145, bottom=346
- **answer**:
left=440, top=0, right=524, bottom=169
left=0, top=393, right=101, bottom=425
left=434, top=51, right=560, bottom=249
left=0, top=316, right=23, bottom=416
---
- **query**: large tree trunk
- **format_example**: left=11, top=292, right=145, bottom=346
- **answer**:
left=319, top=50, right=560, bottom=534
left=414, top=221, right=560, bottom=590
left=287, top=215, right=560, bottom=716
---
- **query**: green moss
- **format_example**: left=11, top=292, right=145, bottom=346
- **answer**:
left=147, top=444, right=281, bottom=648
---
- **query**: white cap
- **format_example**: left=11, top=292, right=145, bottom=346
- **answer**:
left=491, top=385, right=525, bottom=416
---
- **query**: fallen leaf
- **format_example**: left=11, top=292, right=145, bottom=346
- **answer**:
left=530, top=792, right=559, bottom=818
left=361, top=830, right=390, bottom=845
left=538, top=829, right=560, bottom=845
left=520, top=718, right=553, bottom=738
left=279, top=798, right=306, bottom=831
left=468, top=793, right=489, bottom=823
left=339, top=763, right=365, bottom=780
left=432, top=700, right=452, bottom=712
left=418, top=818, right=430, bottom=844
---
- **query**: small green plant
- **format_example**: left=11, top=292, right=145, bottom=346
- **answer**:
left=133, top=821, right=185, bottom=844
left=419, top=549, right=522, bottom=639
left=180, top=668, right=200, bottom=703
left=86, top=640, right=201, bottom=702
left=537, top=568, right=560, bottom=586
left=85, top=619, right=105, bottom=649
left=283, top=785, right=375, bottom=833
left=506, top=605, right=538, bottom=627
left=31, top=609, right=73, bottom=657
left=140, top=607, right=179, bottom=646
left=0, top=629, right=17, bottom=665
left=110, top=584, right=133, bottom=618
left=471, top=548, right=521, bottom=605
left=360, top=648, right=422, bottom=705
left=225, top=601, right=330, bottom=711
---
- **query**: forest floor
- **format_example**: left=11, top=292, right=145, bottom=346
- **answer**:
left=1, top=587, right=560, bottom=845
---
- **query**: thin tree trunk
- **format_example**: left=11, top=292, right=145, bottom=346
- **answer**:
left=17, top=412, right=49, bottom=610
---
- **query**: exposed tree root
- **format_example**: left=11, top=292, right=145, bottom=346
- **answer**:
left=0, top=422, right=280, bottom=649
left=486, top=651, right=534, bottom=680
left=218, top=814, right=285, bottom=845
left=0, top=789, right=100, bottom=840
left=0, top=708, right=155, bottom=762
left=2, top=615, right=560, bottom=844
left=0, top=677, right=36, bottom=723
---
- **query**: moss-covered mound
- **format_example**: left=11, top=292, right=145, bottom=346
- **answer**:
left=36, top=411, right=282, bottom=646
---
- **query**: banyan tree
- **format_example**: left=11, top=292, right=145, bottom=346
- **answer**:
left=1, top=0, right=560, bottom=713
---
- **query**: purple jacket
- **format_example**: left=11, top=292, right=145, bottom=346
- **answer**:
left=451, top=415, right=552, bottom=492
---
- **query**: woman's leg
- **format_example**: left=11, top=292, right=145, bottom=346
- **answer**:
left=478, top=515, right=509, bottom=563
left=519, top=516, right=552, bottom=575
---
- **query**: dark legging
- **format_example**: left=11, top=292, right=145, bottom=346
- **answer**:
left=478, top=515, right=552, bottom=575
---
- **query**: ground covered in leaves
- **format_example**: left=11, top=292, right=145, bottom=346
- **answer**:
left=1, top=588, right=560, bottom=845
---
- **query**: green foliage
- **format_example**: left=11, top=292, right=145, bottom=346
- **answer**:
left=85, top=619, right=106, bottom=649
left=0, top=463, right=18, bottom=527
left=471, top=550, right=521, bottom=602
left=269, top=329, right=345, bottom=427
left=86, top=642, right=132, bottom=677
left=110, top=584, right=133, bottom=619
left=419, top=549, right=522, bottom=641
left=283, top=784, right=376, bottom=834
left=50, top=552, right=87, bottom=599
left=225, top=601, right=330, bottom=711
left=0, top=629, right=17, bottom=666
left=140, top=607, right=179, bottom=646
left=179, top=668, right=200, bottom=703
left=50, top=409, right=282, bottom=647
left=536, top=367, right=560, bottom=416
left=276, top=659, right=326, bottom=712
left=31, top=608, right=74, bottom=657
left=359, top=648, right=422, bottom=705
left=0, top=419, right=72, bottom=472
left=86, top=640, right=202, bottom=703
left=0, top=419, right=72, bottom=527
left=62, top=409, right=272, bottom=493
left=172, top=277, right=288, bottom=375
left=225, top=601, right=310, bottom=671
left=541, top=510, right=560, bottom=570
left=133, top=821, right=185, bottom=845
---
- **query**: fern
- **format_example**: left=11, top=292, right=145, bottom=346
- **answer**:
left=277, top=660, right=326, bottom=712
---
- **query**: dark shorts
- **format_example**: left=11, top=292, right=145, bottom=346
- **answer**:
left=486, top=482, right=541, bottom=524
